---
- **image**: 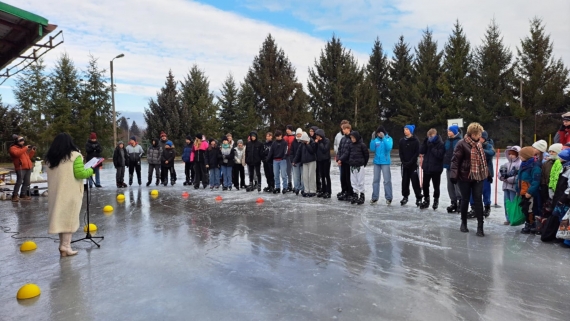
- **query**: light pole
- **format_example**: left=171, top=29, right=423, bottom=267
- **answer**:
left=126, top=117, right=131, bottom=141
left=110, top=53, right=125, bottom=145
left=519, top=79, right=523, bottom=147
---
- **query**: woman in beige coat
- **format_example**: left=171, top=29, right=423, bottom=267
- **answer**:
left=46, top=133, right=94, bottom=257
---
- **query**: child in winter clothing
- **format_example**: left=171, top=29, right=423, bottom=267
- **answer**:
left=147, top=138, right=162, bottom=186
left=336, top=123, right=354, bottom=201
left=340, top=131, right=369, bottom=205
left=517, top=146, right=542, bottom=234
left=284, top=125, right=296, bottom=191
left=291, top=128, right=305, bottom=195
left=419, top=128, right=445, bottom=210
left=182, top=136, right=195, bottom=186
left=112, top=141, right=127, bottom=188
left=220, top=137, right=235, bottom=190
left=233, top=140, right=246, bottom=190
left=295, top=131, right=317, bottom=197
left=267, top=130, right=289, bottom=194
left=245, top=131, right=264, bottom=192
left=206, top=139, right=222, bottom=189
left=192, top=134, right=209, bottom=189
left=262, top=133, right=275, bottom=193
left=444, top=125, right=463, bottom=212
left=498, top=146, right=521, bottom=224
left=540, top=143, right=563, bottom=209
left=370, top=126, right=393, bottom=204
left=161, top=141, right=176, bottom=186
left=126, top=136, right=144, bottom=186
left=399, top=125, right=422, bottom=206
left=315, top=129, right=331, bottom=199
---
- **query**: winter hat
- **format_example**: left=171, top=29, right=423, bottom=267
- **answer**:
left=562, top=112, right=570, bottom=121
left=481, top=131, right=488, bottom=140
left=448, top=125, right=459, bottom=136
left=117, top=140, right=124, bottom=146
left=296, top=128, right=303, bottom=135
left=209, top=138, right=217, bottom=144
left=186, top=135, right=192, bottom=140
left=519, top=147, right=535, bottom=161
left=548, top=143, right=563, bottom=155
left=532, top=140, right=548, bottom=153
left=300, top=132, right=310, bottom=142
left=90, top=132, right=97, bottom=140
left=166, top=140, right=173, bottom=147
left=286, top=125, right=293, bottom=131
left=558, top=149, right=570, bottom=162
left=376, top=126, right=387, bottom=135
left=195, top=133, right=203, bottom=140
left=237, top=139, right=243, bottom=145
left=404, top=124, right=415, bottom=134
left=160, top=131, right=167, bottom=138
left=130, top=136, right=136, bottom=142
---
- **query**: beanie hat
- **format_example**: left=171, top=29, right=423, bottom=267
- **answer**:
left=482, top=131, right=488, bottom=140
left=186, top=135, right=192, bottom=140
left=558, top=149, right=570, bottom=162
left=286, top=125, right=293, bottom=131
left=90, top=132, right=97, bottom=140
left=404, top=125, right=415, bottom=134
left=296, top=128, right=303, bottom=135
left=376, top=126, right=387, bottom=135
left=519, top=147, right=535, bottom=160
left=532, top=140, right=548, bottom=153
left=562, top=112, right=570, bottom=121
left=237, top=139, right=243, bottom=144
left=196, top=133, right=202, bottom=140
left=130, top=136, right=136, bottom=142
left=160, top=131, right=167, bottom=138
left=166, top=140, right=173, bottom=147
left=300, top=132, right=310, bottom=142
left=117, top=140, right=124, bottom=145
left=448, top=125, right=459, bottom=136
left=548, top=143, right=563, bottom=155
left=209, top=138, right=217, bottom=144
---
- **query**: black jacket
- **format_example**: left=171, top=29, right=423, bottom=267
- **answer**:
left=315, top=129, right=331, bottom=161
left=85, top=140, right=102, bottom=168
left=337, top=134, right=352, bottom=162
left=245, top=132, right=264, bottom=165
left=553, top=165, right=570, bottom=205
left=399, top=135, right=420, bottom=168
left=294, top=140, right=317, bottom=164
left=161, top=148, right=176, bottom=168
left=220, top=146, right=235, bottom=167
left=291, top=139, right=302, bottom=161
left=112, top=145, right=126, bottom=168
left=205, top=147, right=222, bottom=168
left=419, top=135, right=445, bottom=174
left=267, top=139, right=288, bottom=161
left=263, top=140, right=273, bottom=163
left=341, top=131, right=369, bottom=167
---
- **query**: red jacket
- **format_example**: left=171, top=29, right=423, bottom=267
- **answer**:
left=9, top=144, right=35, bottom=170
left=283, top=134, right=295, bottom=156
left=558, top=128, right=570, bottom=145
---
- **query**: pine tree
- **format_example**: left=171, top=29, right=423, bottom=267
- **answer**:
left=130, top=121, right=141, bottom=138
left=388, top=36, right=418, bottom=128
left=308, top=35, right=364, bottom=140
left=234, top=81, right=262, bottom=140
left=0, top=96, right=21, bottom=157
left=414, top=28, right=443, bottom=128
left=516, top=17, right=570, bottom=144
left=247, top=34, right=309, bottom=131
left=180, top=64, right=219, bottom=141
left=118, top=116, right=129, bottom=142
left=144, top=70, right=180, bottom=146
left=13, top=59, right=50, bottom=149
left=438, top=21, right=476, bottom=123
left=218, top=73, right=239, bottom=136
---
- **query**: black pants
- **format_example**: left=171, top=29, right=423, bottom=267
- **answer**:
left=316, top=161, right=322, bottom=191
left=422, top=171, right=442, bottom=200
left=128, top=162, right=142, bottom=185
left=193, top=162, right=208, bottom=188
left=116, top=166, right=125, bottom=185
left=318, top=159, right=331, bottom=194
left=247, top=163, right=262, bottom=186
left=184, top=161, right=194, bottom=182
left=148, top=164, right=161, bottom=183
left=13, top=169, right=31, bottom=197
left=161, top=166, right=176, bottom=184
left=401, top=165, right=422, bottom=199
left=263, top=160, right=274, bottom=188
left=233, top=164, right=246, bottom=187
left=458, top=180, right=484, bottom=222
left=340, top=163, right=353, bottom=195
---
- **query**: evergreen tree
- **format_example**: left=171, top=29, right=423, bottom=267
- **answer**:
left=130, top=121, right=141, bottom=138
left=144, top=70, right=181, bottom=147
left=180, top=64, right=219, bottom=141
left=13, top=59, right=50, bottom=149
left=308, top=35, right=364, bottom=140
left=247, top=34, right=309, bottom=131
left=414, top=28, right=443, bottom=128
left=516, top=17, right=570, bottom=144
left=388, top=36, right=418, bottom=128
left=118, top=116, right=129, bottom=142
left=234, top=81, right=262, bottom=140
left=438, top=21, right=476, bottom=123
left=0, top=96, right=21, bottom=158
left=119, top=116, right=129, bottom=131
left=218, top=73, right=239, bottom=136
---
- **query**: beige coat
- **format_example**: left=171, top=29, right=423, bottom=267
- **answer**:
left=47, top=151, right=85, bottom=234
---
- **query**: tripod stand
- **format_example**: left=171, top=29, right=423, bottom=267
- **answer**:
left=72, top=178, right=104, bottom=247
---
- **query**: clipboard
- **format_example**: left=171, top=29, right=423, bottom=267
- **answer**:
left=84, top=157, right=105, bottom=169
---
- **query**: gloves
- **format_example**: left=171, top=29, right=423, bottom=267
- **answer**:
left=450, top=178, right=458, bottom=185
left=487, top=177, right=493, bottom=184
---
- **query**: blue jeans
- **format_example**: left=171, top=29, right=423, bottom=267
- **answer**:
left=89, top=166, right=101, bottom=187
left=293, top=164, right=304, bottom=191
left=221, top=165, right=232, bottom=187
left=471, top=179, right=491, bottom=206
left=209, top=168, right=220, bottom=187
left=503, top=189, right=516, bottom=222
left=272, top=159, right=288, bottom=189
left=372, top=164, right=392, bottom=201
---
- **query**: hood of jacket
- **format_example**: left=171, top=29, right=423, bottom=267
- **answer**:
left=350, top=131, right=362, bottom=143
left=315, top=129, right=326, bottom=139
left=505, top=145, right=521, bottom=163
left=300, top=131, right=310, bottom=142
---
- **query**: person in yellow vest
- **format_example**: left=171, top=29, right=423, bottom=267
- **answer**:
left=45, top=133, right=95, bottom=257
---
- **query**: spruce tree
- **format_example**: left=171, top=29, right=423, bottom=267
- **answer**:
left=180, top=65, right=219, bottom=141
left=388, top=36, right=418, bottom=128
left=144, top=70, right=180, bottom=146
left=414, top=28, right=443, bottom=128
left=234, top=81, right=262, bottom=140
left=218, top=73, right=239, bottom=136
left=130, top=121, right=141, bottom=138
left=247, top=34, right=308, bottom=131
left=308, top=35, right=364, bottom=140
left=0, top=96, right=21, bottom=156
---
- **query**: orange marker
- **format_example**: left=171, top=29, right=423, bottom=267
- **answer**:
left=215, top=196, right=223, bottom=201
left=256, top=197, right=264, bottom=203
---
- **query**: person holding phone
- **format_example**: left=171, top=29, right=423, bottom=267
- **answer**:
left=9, top=134, right=36, bottom=202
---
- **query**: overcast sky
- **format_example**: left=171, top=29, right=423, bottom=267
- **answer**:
left=2, top=0, right=569, bottom=118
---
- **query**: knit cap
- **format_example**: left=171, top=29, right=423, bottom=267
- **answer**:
left=130, top=136, right=136, bottom=142
left=548, top=143, right=563, bottom=155
left=160, top=131, right=167, bottom=138
left=448, top=125, right=459, bottom=136
left=117, top=141, right=124, bottom=146
left=482, top=131, right=488, bottom=140
left=296, top=128, right=302, bottom=135
left=559, top=149, right=570, bottom=162
left=532, top=140, right=547, bottom=153
left=519, top=147, right=535, bottom=161
left=166, top=140, right=173, bottom=147
left=300, top=132, right=310, bottom=142
left=562, top=112, right=570, bottom=121
left=90, top=132, right=97, bottom=140
left=404, top=124, right=415, bottom=134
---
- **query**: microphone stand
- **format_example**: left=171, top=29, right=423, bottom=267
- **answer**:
left=72, top=177, right=104, bottom=247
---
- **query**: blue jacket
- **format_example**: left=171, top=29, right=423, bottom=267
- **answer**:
left=443, top=133, right=462, bottom=169
left=483, top=139, right=496, bottom=177
left=515, top=158, right=541, bottom=197
left=370, top=135, right=393, bottom=165
left=182, top=144, right=192, bottom=163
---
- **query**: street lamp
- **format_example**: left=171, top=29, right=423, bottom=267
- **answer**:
left=111, top=53, right=125, bottom=145
left=126, top=117, right=131, bottom=141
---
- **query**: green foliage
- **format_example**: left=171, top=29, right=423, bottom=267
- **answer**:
left=388, top=36, right=418, bottom=128
left=0, top=96, right=21, bottom=161
left=360, top=37, right=389, bottom=139
left=130, top=121, right=141, bottom=138
left=144, top=70, right=181, bottom=146
left=233, top=81, right=262, bottom=140
left=218, top=73, right=240, bottom=136
left=414, top=29, right=443, bottom=129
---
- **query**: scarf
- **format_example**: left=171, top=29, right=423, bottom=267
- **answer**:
left=465, top=136, right=488, bottom=181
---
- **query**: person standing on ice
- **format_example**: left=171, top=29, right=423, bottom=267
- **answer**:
left=369, top=126, right=393, bottom=205
left=245, top=131, right=264, bottom=192
left=450, top=122, right=491, bottom=237
left=443, top=125, right=462, bottom=213
left=334, top=120, right=350, bottom=185
left=498, top=146, right=521, bottom=225
left=398, top=125, right=422, bottom=206
left=418, top=128, right=445, bottom=210
left=341, top=131, right=369, bottom=205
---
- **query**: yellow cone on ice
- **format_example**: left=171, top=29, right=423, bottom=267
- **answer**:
left=83, top=223, right=97, bottom=232
left=150, top=190, right=159, bottom=196
left=116, top=194, right=125, bottom=201
left=17, top=284, right=41, bottom=300
left=20, top=241, right=37, bottom=252
left=103, top=205, right=113, bottom=212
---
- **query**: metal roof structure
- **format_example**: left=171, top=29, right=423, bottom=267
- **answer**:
left=0, top=1, right=63, bottom=84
